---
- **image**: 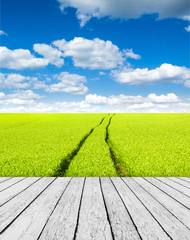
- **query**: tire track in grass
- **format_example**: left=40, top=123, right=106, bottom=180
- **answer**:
left=53, top=114, right=109, bottom=177
left=105, top=114, right=128, bottom=177
left=65, top=114, right=118, bottom=177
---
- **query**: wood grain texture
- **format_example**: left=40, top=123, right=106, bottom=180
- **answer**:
left=0, top=178, right=11, bottom=184
left=156, top=177, right=190, bottom=197
left=111, top=177, right=170, bottom=240
left=127, top=178, right=190, bottom=240
left=0, top=177, right=189, bottom=240
left=100, top=177, right=141, bottom=240
left=134, top=178, right=190, bottom=229
left=0, top=177, right=40, bottom=207
left=39, top=177, right=83, bottom=240
left=179, top=178, right=190, bottom=184
left=0, top=177, right=25, bottom=192
left=145, top=177, right=190, bottom=209
left=75, top=177, right=113, bottom=240
left=1, top=178, right=71, bottom=240
left=0, top=177, right=55, bottom=233
left=170, top=178, right=190, bottom=189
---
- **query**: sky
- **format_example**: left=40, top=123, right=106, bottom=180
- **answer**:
left=0, top=0, right=190, bottom=113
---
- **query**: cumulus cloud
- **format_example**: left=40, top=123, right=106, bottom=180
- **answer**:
left=53, top=37, right=123, bottom=70
left=124, top=49, right=141, bottom=60
left=8, top=90, right=43, bottom=100
left=84, top=93, right=186, bottom=112
left=46, top=72, right=88, bottom=95
left=57, top=0, right=189, bottom=25
left=112, top=63, right=190, bottom=87
left=33, top=44, right=64, bottom=67
left=0, top=92, right=5, bottom=98
left=0, top=90, right=42, bottom=106
left=185, top=25, right=190, bottom=32
left=0, top=47, right=49, bottom=70
left=0, top=73, right=31, bottom=89
left=0, top=30, right=7, bottom=36
left=147, top=93, right=179, bottom=103
left=0, top=71, right=89, bottom=95
left=0, top=92, right=188, bottom=113
left=0, top=45, right=65, bottom=70
left=85, top=93, right=180, bottom=106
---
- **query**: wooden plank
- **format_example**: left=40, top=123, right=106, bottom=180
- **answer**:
left=0, top=177, right=40, bottom=207
left=0, top=178, right=71, bottom=240
left=0, top=178, right=11, bottom=184
left=145, top=178, right=190, bottom=209
left=100, top=177, right=141, bottom=240
left=0, top=178, right=25, bottom=192
left=75, top=177, right=113, bottom=240
left=125, top=178, right=190, bottom=240
left=179, top=178, right=190, bottom=184
left=134, top=178, right=190, bottom=229
left=0, top=177, right=55, bottom=233
left=156, top=178, right=190, bottom=197
left=111, top=177, right=170, bottom=240
left=39, top=177, right=84, bottom=240
left=170, top=178, right=190, bottom=189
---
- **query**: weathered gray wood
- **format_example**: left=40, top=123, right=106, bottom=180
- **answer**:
left=145, top=178, right=190, bottom=209
left=0, top=178, right=11, bottom=184
left=170, top=178, right=190, bottom=189
left=76, top=177, right=113, bottom=240
left=0, top=177, right=40, bottom=207
left=0, top=177, right=25, bottom=192
left=0, top=177, right=55, bottom=233
left=179, top=178, right=190, bottom=184
left=100, top=177, right=141, bottom=240
left=0, top=177, right=189, bottom=239
left=0, top=178, right=71, bottom=240
left=156, top=177, right=190, bottom=197
left=111, top=177, right=170, bottom=240
left=126, top=178, right=190, bottom=240
left=39, top=177, right=84, bottom=240
left=134, top=178, right=190, bottom=229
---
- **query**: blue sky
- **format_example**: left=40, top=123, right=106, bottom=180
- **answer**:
left=0, top=0, right=189, bottom=112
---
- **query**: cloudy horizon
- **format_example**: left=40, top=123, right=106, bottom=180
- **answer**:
left=0, top=0, right=189, bottom=113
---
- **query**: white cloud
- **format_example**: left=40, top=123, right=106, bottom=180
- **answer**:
left=53, top=37, right=123, bottom=70
left=77, top=12, right=91, bottom=27
left=0, top=90, right=42, bottom=106
left=0, top=44, right=65, bottom=70
left=124, top=49, right=141, bottom=60
left=46, top=72, right=88, bottom=95
left=147, top=93, right=179, bottom=103
left=112, top=63, right=190, bottom=87
left=99, top=71, right=106, bottom=75
left=85, top=93, right=180, bottom=106
left=0, top=30, right=7, bottom=36
left=0, top=47, right=49, bottom=70
left=0, top=92, right=5, bottom=98
left=185, top=25, right=190, bottom=32
left=33, top=44, right=64, bottom=67
left=0, top=92, right=189, bottom=113
left=0, top=73, right=30, bottom=89
left=0, top=71, right=89, bottom=95
left=57, top=0, right=189, bottom=25
left=8, top=90, right=43, bottom=100
left=128, top=102, right=155, bottom=110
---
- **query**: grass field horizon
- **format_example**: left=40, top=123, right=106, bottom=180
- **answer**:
left=0, top=113, right=189, bottom=177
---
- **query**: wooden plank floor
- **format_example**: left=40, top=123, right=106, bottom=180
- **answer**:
left=0, top=177, right=189, bottom=240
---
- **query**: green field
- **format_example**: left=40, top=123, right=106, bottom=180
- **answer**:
left=0, top=113, right=189, bottom=176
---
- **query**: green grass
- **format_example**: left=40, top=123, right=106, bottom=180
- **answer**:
left=109, top=113, right=190, bottom=176
left=0, top=113, right=189, bottom=177
left=65, top=114, right=118, bottom=177
left=0, top=113, right=105, bottom=176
